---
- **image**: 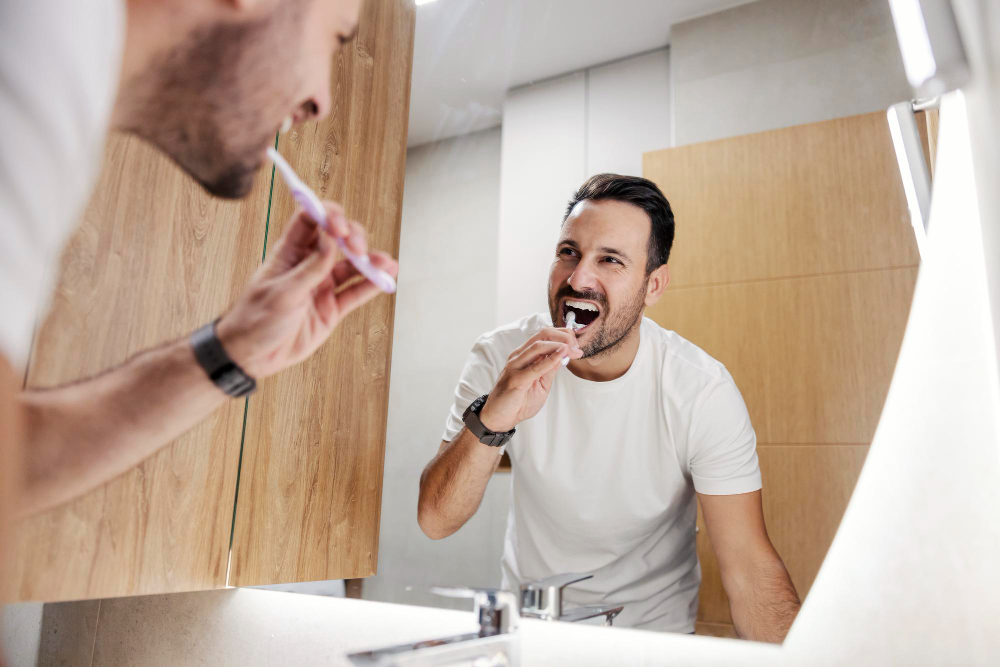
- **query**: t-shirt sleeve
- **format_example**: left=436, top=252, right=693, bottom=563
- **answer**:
left=687, top=376, right=762, bottom=495
left=441, top=335, right=503, bottom=443
left=0, top=0, right=124, bottom=367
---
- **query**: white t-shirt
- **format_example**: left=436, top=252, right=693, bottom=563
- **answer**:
left=442, top=313, right=762, bottom=633
left=0, top=0, right=125, bottom=368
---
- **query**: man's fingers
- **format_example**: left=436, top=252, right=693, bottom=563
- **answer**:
left=278, top=232, right=338, bottom=297
left=341, top=219, right=368, bottom=257
left=509, top=340, right=566, bottom=372
left=323, top=202, right=349, bottom=237
left=333, top=279, right=382, bottom=318
left=509, top=327, right=580, bottom=359
left=531, top=344, right=573, bottom=377
left=330, top=251, right=397, bottom=285
left=260, top=210, right=318, bottom=278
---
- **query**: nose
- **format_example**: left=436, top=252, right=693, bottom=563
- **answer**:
left=567, top=259, right=599, bottom=293
left=299, top=70, right=333, bottom=123
left=299, top=93, right=329, bottom=124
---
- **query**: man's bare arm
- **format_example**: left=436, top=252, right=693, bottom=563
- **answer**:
left=699, top=490, right=801, bottom=643
left=417, top=432, right=504, bottom=539
left=418, top=327, right=582, bottom=539
left=15, top=205, right=397, bottom=516
left=18, top=338, right=226, bottom=513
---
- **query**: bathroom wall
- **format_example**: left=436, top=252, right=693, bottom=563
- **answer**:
left=364, top=127, right=511, bottom=611
left=670, top=0, right=911, bottom=145
left=496, top=49, right=671, bottom=326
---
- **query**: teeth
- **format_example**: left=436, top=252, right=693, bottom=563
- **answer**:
left=280, top=116, right=293, bottom=134
left=565, top=299, right=598, bottom=312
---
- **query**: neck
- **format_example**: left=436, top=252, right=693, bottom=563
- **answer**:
left=111, top=0, right=206, bottom=130
left=568, top=318, right=642, bottom=382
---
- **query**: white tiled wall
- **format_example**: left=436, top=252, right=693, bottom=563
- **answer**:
left=497, top=73, right=588, bottom=326
left=670, top=0, right=910, bottom=145
left=363, top=127, right=511, bottom=611
left=496, top=49, right=673, bottom=327
left=587, top=50, right=672, bottom=176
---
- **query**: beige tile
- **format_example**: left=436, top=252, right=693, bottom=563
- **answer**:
left=694, top=621, right=738, bottom=639
left=697, top=445, right=869, bottom=625
left=89, top=588, right=479, bottom=667
left=37, top=600, right=100, bottom=667
left=2, top=603, right=43, bottom=667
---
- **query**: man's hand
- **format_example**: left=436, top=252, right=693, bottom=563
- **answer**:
left=16, top=201, right=398, bottom=515
left=478, top=327, right=582, bottom=432
left=216, top=202, right=398, bottom=379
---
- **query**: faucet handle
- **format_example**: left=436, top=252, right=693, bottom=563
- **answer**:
left=519, top=573, right=595, bottom=620
left=530, top=572, right=594, bottom=591
left=431, top=586, right=520, bottom=637
left=431, top=585, right=502, bottom=599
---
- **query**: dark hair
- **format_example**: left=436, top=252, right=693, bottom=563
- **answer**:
left=563, top=174, right=675, bottom=274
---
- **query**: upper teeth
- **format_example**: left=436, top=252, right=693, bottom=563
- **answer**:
left=280, top=116, right=293, bottom=134
left=566, top=300, right=598, bottom=312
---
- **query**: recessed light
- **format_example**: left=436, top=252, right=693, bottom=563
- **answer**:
left=415, top=0, right=439, bottom=6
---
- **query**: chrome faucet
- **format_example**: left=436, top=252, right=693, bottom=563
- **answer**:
left=519, top=573, right=623, bottom=626
left=346, top=576, right=623, bottom=666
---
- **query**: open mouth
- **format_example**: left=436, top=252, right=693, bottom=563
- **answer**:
left=562, top=298, right=601, bottom=332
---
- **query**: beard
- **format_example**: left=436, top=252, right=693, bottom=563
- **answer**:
left=548, top=278, right=648, bottom=359
left=120, top=4, right=306, bottom=199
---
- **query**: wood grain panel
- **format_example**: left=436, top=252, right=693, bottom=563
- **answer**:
left=228, top=0, right=415, bottom=587
left=647, top=268, right=917, bottom=445
left=694, top=621, right=738, bottom=639
left=697, top=444, right=869, bottom=625
left=925, top=110, right=940, bottom=177
left=3, top=135, right=271, bottom=602
left=642, top=112, right=919, bottom=288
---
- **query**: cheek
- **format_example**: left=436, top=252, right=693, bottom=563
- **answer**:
left=549, top=262, right=570, bottom=290
left=606, top=277, right=644, bottom=312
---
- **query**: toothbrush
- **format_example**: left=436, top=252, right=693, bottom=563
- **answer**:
left=267, top=147, right=397, bottom=294
left=561, top=311, right=580, bottom=366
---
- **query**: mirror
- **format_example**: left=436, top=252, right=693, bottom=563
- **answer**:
left=360, top=0, right=922, bottom=643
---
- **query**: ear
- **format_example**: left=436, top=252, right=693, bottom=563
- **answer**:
left=644, top=264, right=670, bottom=307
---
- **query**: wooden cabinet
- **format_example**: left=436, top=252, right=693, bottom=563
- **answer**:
left=229, top=0, right=414, bottom=587
left=3, top=136, right=269, bottom=602
left=643, top=111, right=920, bottom=635
left=3, top=0, right=414, bottom=603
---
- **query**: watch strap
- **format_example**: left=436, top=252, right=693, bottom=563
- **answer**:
left=190, top=321, right=256, bottom=398
left=463, top=394, right=515, bottom=447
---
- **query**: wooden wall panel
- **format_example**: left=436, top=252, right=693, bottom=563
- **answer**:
left=694, top=621, right=739, bottom=639
left=644, top=111, right=922, bottom=635
left=696, top=445, right=869, bottom=625
left=643, top=112, right=918, bottom=288
left=3, top=136, right=271, bottom=602
left=647, top=268, right=918, bottom=445
left=228, top=0, right=415, bottom=587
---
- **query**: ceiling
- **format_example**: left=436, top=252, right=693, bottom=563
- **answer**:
left=406, top=0, right=753, bottom=147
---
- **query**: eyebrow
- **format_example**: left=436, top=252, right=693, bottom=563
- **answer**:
left=558, top=239, right=633, bottom=264
left=599, top=246, right=630, bottom=262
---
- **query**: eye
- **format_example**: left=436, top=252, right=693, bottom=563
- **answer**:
left=603, top=256, right=622, bottom=265
left=558, top=247, right=578, bottom=258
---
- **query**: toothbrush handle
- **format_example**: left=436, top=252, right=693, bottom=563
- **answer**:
left=334, top=237, right=398, bottom=294
left=290, top=190, right=397, bottom=295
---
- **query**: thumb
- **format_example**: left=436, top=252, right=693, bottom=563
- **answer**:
left=279, top=232, right=337, bottom=297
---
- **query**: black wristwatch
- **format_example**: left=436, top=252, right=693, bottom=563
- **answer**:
left=190, top=321, right=256, bottom=398
left=463, top=394, right=515, bottom=447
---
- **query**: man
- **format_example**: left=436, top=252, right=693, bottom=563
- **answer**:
left=418, top=174, right=800, bottom=642
left=0, top=0, right=394, bottom=595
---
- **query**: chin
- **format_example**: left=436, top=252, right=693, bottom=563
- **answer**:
left=201, top=162, right=259, bottom=200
